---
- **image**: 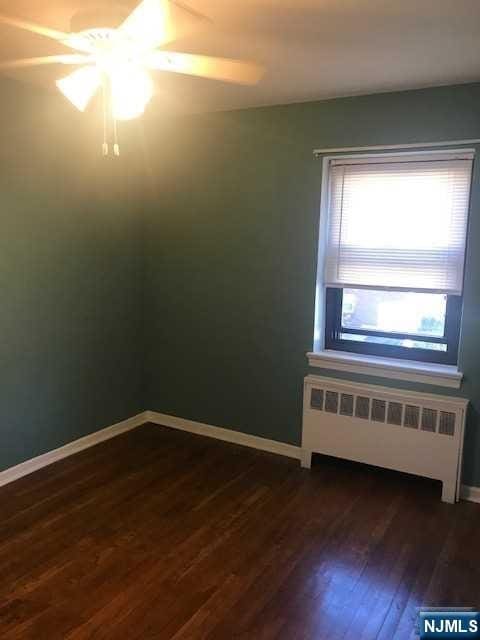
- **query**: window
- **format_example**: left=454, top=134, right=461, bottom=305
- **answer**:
left=320, top=150, right=473, bottom=364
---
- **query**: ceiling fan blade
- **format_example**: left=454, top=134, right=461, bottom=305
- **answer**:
left=146, top=51, right=265, bottom=85
left=0, top=12, right=69, bottom=42
left=0, top=54, right=93, bottom=71
left=119, top=0, right=210, bottom=50
left=56, top=66, right=102, bottom=112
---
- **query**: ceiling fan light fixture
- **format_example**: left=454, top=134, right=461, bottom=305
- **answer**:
left=56, top=65, right=101, bottom=112
left=0, top=0, right=265, bottom=153
left=110, top=65, right=154, bottom=121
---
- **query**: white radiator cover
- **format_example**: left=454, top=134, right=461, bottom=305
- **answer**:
left=302, top=375, right=468, bottom=503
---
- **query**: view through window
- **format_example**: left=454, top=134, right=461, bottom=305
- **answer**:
left=340, top=289, right=447, bottom=351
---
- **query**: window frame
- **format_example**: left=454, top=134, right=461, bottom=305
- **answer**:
left=315, top=148, right=474, bottom=367
left=324, top=287, right=462, bottom=365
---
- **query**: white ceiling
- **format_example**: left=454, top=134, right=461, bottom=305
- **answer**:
left=1, top=0, right=480, bottom=113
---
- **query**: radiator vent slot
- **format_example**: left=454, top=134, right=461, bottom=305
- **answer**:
left=421, top=408, right=437, bottom=432
left=325, top=391, right=339, bottom=414
left=340, top=394, right=354, bottom=416
left=371, top=399, right=386, bottom=422
left=387, top=402, right=403, bottom=426
left=308, top=386, right=457, bottom=437
left=355, top=396, right=370, bottom=419
left=439, top=411, right=456, bottom=436
left=404, top=405, right=420, bottom=429
left=310, top=388, right=324, bottom=410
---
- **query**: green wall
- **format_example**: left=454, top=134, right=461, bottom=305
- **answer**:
left=0, top=78, right=145, bottom=472
left=2, top=77, right=480, bottom=489
left=143, top=82, right=480, bottom=487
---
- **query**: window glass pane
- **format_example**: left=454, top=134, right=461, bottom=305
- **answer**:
left=341, top=289, right=446, bottom=338
left=339, top=333, right=447, bottom=352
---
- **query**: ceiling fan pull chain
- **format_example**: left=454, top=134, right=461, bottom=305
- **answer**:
left=113, top=116, right=120, bottom=157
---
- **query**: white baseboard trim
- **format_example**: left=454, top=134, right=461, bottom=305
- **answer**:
left=460, top=484, right=480, bottom=504
left=0, top=412, right=149, bottom=489
left=1, top=409, right=478, bottom=504
left=145, top=411, right=301, bottom=460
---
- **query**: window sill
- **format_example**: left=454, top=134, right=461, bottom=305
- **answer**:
left=306, top=350, right=463, bottom=389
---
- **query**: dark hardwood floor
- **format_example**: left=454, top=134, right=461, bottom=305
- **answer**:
left=0, top=423, right=479, bottom=639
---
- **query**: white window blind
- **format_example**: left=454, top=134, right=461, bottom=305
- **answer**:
left=324, top=151, right=473, bottom=294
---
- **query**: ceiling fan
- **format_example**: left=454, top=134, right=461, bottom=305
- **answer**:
left=0, top=0, right=265, bottom=154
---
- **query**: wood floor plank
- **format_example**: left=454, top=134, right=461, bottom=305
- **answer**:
left=0, top=424, right=478, bottom=640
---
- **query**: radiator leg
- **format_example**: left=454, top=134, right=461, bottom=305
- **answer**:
left=441, top=480, right=456, bottom=504
left=300, top=449, right=312, bottom=469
